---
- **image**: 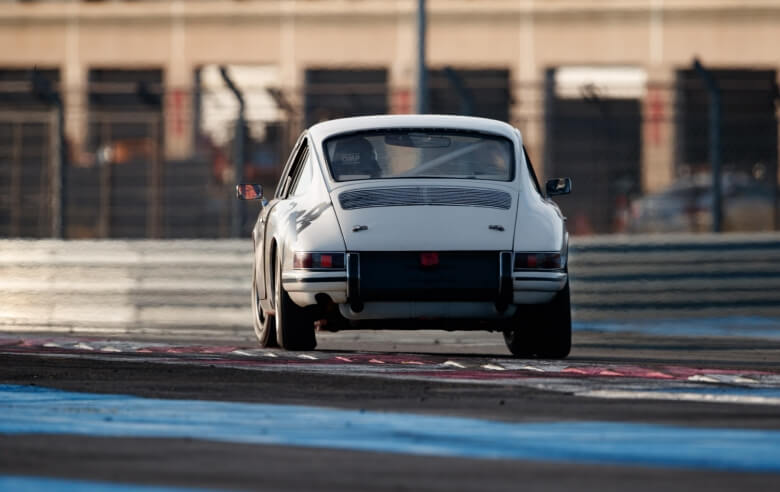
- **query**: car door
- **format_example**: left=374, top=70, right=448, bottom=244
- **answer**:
left=255, top=136, right=310, bottom=300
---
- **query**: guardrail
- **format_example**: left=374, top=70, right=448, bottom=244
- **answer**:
left=0, top=240, right=251, bottom=338
left=569, top=233, right=780, bottom=320
left=1, top=234, right=779, bottom=336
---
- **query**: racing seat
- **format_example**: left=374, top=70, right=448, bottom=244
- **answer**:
left=331, top=137, right=382, bottom=180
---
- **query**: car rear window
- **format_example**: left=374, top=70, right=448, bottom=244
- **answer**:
left=323, top=129, right=514, bottom=182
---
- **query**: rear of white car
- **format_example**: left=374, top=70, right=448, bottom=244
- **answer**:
left=240, top=115, right=572, bottom=358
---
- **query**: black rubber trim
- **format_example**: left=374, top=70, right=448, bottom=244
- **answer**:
left=497, top=251, right=513, bottom=311
left=282, top=276, right=347, bottom=283
left=513, top=277, right=564, bottom=282
left=347, top=253, right=362, bottom=311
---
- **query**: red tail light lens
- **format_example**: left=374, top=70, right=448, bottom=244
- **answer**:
left=514, top=252, right=562, bottom=270
left=293, top=252, right=346, bottom=270
left=419, top=252, right=439, bottom=268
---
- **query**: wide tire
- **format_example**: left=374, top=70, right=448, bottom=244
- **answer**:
left=273, top=257, right=317, bottom=351
left=252, top=270, right=277, bottom=348
left=503, top=282, right=572, bottom=359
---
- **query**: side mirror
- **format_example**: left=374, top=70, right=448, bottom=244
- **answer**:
left=236, top=183, right=263, bottom=200
left=546, top=178, right=572, bottom=196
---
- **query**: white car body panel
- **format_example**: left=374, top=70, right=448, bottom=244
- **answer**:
left=330, top=181, right=518, bottom=252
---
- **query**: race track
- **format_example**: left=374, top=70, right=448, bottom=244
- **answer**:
left=1, top=239, right=780, bottom=491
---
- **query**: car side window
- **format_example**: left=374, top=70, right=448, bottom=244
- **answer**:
left=277, top=141, right=309, bottom=199
left=289, top=151, right=314, bottom=197
left=523, top=146, right=543, bottom=196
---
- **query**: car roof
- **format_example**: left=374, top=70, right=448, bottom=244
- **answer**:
left=307, top=114, right=521, bottom=145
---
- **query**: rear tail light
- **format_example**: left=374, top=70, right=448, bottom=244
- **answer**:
left=514, top=252, right=562, bottom=270
left=293, top=252, right=346, bottom=270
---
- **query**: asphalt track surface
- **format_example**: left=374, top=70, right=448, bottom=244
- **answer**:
left=1, top=325, right=780, bottom=492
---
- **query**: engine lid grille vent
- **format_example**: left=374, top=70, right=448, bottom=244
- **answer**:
left=338, top=186, right=512, bottom=210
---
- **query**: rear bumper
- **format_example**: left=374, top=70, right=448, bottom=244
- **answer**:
left=282, top=262, right=567, bottom=310
left=512, top=270, right=567, bottom=304
left=282, top=271, right=348, bottom=306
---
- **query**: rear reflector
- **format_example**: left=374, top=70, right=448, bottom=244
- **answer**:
left=419, top=252, right=440, bottom=268
left=514, top=252, right=561, bottom=270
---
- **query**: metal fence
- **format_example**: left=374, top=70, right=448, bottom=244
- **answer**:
left=1, top=69, right=778, bottom=239
left=0, top=110, right=59, bottom=238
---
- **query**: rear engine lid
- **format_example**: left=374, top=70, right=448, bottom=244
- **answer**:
left=330, top=183, right=518, bottom=251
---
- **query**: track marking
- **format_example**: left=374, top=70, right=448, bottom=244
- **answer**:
left=442, top=360, right=466, bottom=369
left=644, top=371, right=674, bottom=379
left=3, top=336, right=780, bottom=406
left=599, top=370, right=624, bottom=376
left=579, top=389, right=780, bottom=406
left=0, top=475, right=213, bottom=492
left=230, top=350, right=258, bottom=357
left=688, top=375, right=721, bottom=384
left=2, top=384, right=780, bottom=472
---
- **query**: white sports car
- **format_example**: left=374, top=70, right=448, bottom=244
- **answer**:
left=237, top=115, right=572, bottom=358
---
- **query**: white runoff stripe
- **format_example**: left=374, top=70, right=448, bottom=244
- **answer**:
left=578, top=389, right=780, bottom=406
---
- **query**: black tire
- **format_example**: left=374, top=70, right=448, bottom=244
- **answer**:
left=503, top=281, right=572, bottom=359
left=273, top=256, right=317, bottom=351
left=252, top=268, right=277, bottom=348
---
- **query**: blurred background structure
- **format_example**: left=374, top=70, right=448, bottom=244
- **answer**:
left=1, top=0, right=779, bottom=238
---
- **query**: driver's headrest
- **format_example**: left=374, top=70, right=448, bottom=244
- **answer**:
left=332, top=137, right=375, bottom=166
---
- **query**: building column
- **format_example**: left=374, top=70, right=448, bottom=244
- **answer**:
left=165, top=1, right=192, bottom=160
left=641, top=67, right=675, bottom=193
left=64, top=6, right=86, bottom=160
left=390, top=3, right=414, bottom=114
left=512, top=7, right=544, bottom=179
left=278, top=0, right=303, bottom=143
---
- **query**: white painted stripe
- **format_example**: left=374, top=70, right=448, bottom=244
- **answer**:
left=578, top=389, right=780, bottom=406
left=688, top=375, right=720, bottom=384
left=442, top=360, right=466, bottom=369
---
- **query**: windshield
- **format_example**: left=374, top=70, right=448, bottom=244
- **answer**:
left=323, top=130, right=514, bottom=182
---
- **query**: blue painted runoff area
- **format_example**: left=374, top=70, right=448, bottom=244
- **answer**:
left=0, top=475, right=214, bottom=492
left=2, top=385, right=780, bottom=473
left=574, top=316, right=780, bottom=339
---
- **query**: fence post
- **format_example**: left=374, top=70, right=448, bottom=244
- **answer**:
left=147, top=117, right=163, bottom=239
left=51, top=99, right=67, bottom=239
left=219, top=66, right=246, bottom=237
left=415, top=0, right=428, bottom=114
left=97, top=119, right=112, bottom=238
left=693, top=58, right=723, bottom=233
left=9, top=122, right=21, bottom=236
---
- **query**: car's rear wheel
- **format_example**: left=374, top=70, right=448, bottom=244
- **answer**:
left=273, top=256, right=317, bottom=351
left=252, top=267, right=277, bottom=348
left=503, top=282, right=572, bottom=359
